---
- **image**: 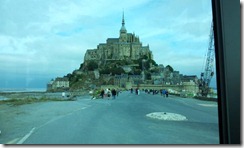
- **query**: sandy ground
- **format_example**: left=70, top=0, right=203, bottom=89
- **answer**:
left=0, top=92, right=91, bottom=144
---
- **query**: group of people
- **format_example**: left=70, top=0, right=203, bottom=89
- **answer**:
left=100, top=88, right=119, bottom=99
left=130, top=88, right=169, bottom=97
left=161, top=89, right=169, bottom=97
left=98, top=87, right=169, bottom=99
left=130, top=88, right=140, bottom=95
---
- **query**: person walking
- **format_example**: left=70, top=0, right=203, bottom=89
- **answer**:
left=162, top=89, right=166, bottom=97
left=165, top=90, right=169, bottom=97
left=107, top=88, right=111, bottom=99
left=116, top=89, right=119, bottom=97
left=112, top=89, right=117, bottom=99
left=104, top=88, right=108, bottom=98
left=62, top=92, right=66, bottom=98
left=100, top=89, right=105, bottom=99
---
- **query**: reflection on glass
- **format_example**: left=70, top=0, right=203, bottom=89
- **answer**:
left=0, top=0, right=219, bottom=144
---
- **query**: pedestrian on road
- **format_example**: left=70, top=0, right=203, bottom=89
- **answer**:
left=116, top=89, right=119, bottom=97
left=62, top=92, right=65, bottom=98
left=100, top=89, right=105, bottom=99
left=112, top=89, right=117, bottom=99
left=107, top=88, right=111, bottom=99
left=162, top=89, right=166, bottom=97
left=104, top=88, right=108, bottom=98
left=166, top=90, right=169, bottom=97
left=138, top=89, right=140, bottom=95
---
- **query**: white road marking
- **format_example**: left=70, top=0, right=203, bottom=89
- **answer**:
left=38, top=105, right=91, bottom=129
left=80, top=105, right=91, bottom=110
left=14, top=105, right=91, bottom=144
left=198, top=104, right=217, bottom=107
left=6, top=138, right=20, bottom=144
left=5, top=105, right=91, bottom=144
left=17, top=127, right=36, bottom=144
left=146, top=112, right=187, bottom=121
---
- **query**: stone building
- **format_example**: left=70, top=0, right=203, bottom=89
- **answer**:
left=47, top=77, right=69, bottom=92
left=180, top=75, right=199, bottom=97
left=151, top=73, right=164, bottom=85
left=114, top=74, right=142, bottom=88
left=114, top=74, right=129, bottom=88
left=181, top=75, right=198, bottom=84
left=83, top=13, right=153, bottom=67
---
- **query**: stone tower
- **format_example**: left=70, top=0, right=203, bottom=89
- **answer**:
left=119, top=12, right=127, bottom=42
left=83, top=12, right=153, bottom=66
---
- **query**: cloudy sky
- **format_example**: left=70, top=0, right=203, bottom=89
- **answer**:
left=0, top=0, right=215, bottom=89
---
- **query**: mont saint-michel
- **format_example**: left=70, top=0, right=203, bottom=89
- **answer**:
left=84, top=13, right=152, bottom=64
left=47, top=13, right=210, bottom=98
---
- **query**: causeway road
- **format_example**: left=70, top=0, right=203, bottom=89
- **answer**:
left=1, top=91, right=219, bottom=144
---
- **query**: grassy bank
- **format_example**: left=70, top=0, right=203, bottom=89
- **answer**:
left=0, top=97, right=76, bottom=106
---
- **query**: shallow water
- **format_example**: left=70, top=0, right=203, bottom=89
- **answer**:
left=0, top=96, right=8, bottom=101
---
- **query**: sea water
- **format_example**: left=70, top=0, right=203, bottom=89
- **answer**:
left=0, top=88, right=46, bottom=101
left=0, top=88, right=46, bottom=93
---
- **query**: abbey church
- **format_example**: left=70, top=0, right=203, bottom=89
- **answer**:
left=47, top=13, right=201, bottom=97
left=83, top=13, right=153, bottom=65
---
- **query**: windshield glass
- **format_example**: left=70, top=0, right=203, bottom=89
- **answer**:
left=0, top=0, right=219, bottom=144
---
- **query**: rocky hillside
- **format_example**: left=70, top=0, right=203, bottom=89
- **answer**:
left=64, top=55, right=160, bottom=90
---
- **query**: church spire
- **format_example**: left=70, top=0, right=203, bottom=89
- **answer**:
left=122, top=11, right=125, bottom=26
left=119, top=10, right=127, bottom=42
left=120, top=10, right=127, bottom=34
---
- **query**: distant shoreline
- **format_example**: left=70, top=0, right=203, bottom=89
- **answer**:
left=0, top=88, right=46, bottom=93
left=0, top=90, right=90, bottom=102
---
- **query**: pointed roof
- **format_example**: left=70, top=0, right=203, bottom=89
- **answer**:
left=120, top=11, right=127, bottom=33
left=122, top=11, right=125, bottom=26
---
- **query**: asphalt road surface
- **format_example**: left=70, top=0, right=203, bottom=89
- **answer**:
left=3, top=91, right=219, bottom=144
